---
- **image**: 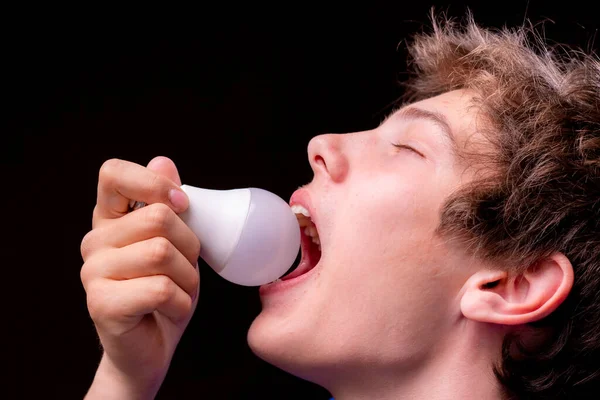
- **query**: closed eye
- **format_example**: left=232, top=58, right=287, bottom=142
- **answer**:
left=392, top=142, right=425, bottom=158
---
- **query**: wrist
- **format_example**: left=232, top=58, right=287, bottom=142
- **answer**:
left=85, top=354, right=167, bottom=400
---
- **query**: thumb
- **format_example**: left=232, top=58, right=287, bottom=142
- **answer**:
left=146, top=156, right=183, bottom=186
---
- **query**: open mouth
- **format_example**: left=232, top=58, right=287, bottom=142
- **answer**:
left=280, top=205, right=322, bottom=281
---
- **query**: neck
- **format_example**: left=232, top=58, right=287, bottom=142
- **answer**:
left=326, top=323, right=505, bottom=400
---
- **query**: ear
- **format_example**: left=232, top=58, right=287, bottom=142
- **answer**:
left=460, top=253, right=574, bottom=325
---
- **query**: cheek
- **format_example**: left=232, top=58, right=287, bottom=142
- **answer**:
left=324, top=171, right=452, bottom=299
left=336, top=175, right=441, bottom=256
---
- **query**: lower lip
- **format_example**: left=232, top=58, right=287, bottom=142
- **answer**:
left=258, top=261, right=321, bottom=296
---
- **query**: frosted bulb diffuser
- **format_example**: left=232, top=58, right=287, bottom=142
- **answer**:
left=179, top=185, right=301, bottom=286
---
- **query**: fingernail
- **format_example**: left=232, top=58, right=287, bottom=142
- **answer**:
left=168, top=189, right=188, bottom=212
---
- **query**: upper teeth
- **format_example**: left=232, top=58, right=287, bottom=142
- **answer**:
left=291, top=204, right=321, bottom=250
left=291, top=205, right=310, bottom=217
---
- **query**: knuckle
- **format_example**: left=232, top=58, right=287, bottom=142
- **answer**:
left=98, top=158, right=122, bottom=184
left=180, top=295, right=193, bottom=317
left=153, top=276, right=175, bottom=304
left=146, top=203, right=173, bottom=232
left=85, top=283, right=107, bottom=322
left=80, top=230, right=96, bottom=261
left=80, top=254, right=101, bottom=287
left=149, top=237, right=173, bottom=264
left=80, top=261, right=91, bottom=286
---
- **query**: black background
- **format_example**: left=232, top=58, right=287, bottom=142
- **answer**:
left=8, top=2, right=599, bottom=399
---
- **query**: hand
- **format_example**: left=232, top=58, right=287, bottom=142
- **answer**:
left=80, top=156, right=201, bottom=398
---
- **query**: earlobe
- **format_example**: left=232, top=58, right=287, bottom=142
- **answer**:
left=460, top=253, right=574, bottom=326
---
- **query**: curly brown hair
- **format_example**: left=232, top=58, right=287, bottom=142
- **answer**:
left=402, top=11, right=600, bottom=399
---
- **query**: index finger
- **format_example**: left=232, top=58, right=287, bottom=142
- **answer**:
left=93, top=159, right=189, bottom=226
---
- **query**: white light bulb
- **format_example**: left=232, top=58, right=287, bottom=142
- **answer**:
left=178, top=185, right=301, bottom=286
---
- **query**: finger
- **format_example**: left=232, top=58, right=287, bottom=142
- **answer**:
left=82, top=236, right=199, bottom=297
left=94, top=158, right=188, bottom=224
left=146, top=156, right=183, bottom=186
left=82, top=203, right=201, bottom=265
left=87, top=275, right=195, bottom=327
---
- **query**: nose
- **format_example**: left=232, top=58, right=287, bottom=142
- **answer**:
left=307, top=134, right=349, bottom=183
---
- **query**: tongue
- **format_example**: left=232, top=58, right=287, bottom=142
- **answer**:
left=282, top=259, right=312, bottom=281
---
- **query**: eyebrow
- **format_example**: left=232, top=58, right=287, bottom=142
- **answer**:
left=392, top=106, right=458, bottom=153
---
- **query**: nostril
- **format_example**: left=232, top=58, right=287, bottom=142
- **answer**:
left=314, top=155, right=326, bottom=169
left=308, top=134, right=347, bottom=182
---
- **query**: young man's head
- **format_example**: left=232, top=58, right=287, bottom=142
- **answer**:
left=247, top=13, right=600, bottom=399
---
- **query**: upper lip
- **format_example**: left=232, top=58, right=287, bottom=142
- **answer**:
left=289, top=188, right=319, bottom=232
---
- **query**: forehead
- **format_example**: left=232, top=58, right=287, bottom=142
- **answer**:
left=415, top=90, right=480, bottom=135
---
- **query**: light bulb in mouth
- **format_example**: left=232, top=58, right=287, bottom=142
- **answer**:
left=178, top=185, right=302, bottom=286
left=129, top=186, right=315, bottom=286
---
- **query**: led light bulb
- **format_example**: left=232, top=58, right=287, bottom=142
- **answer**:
left=178, top=185, right=300, bottom=286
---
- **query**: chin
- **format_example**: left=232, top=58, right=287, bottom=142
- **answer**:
left=246, top=312, right=302, bottom=368
left=246, top=311, right=333, bottom=384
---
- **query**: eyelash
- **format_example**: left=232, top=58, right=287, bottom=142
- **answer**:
left=391, top=142, right=425, bottom=158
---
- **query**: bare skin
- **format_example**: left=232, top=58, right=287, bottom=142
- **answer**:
left=81, top=90, right=572, bottom=400
left=81, top=157, right=200, bottom=399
